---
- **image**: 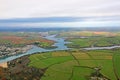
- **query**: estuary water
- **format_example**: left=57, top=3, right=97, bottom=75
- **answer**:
left=0, top=35, right=120, bottom=63
left=83, top=46, right=120, bottom=50
left=0, top=35, right=69, bottom=63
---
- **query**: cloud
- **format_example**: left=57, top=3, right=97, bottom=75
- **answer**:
left=0, top=21, right=120, bottom=28
left=0, top=0, right=120, bottom=19
left=0, top=0, right=120, bottom=28
left=0, top=16, right=120, bottom=23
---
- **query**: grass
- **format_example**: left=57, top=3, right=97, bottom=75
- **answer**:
left=29, top=52, right=73, bottom=68
left=66, top=38, right=93, bottom=48
left=41, top=68, right=71, bottom=80
left=66, top=36, right=120, bottom=48
left=113, top=52, right=120, bottom=79
left=72, top=67, right=95, bottom=80
left=28, top=49, right=120, bottom=80
left=77, top=60, right=116, bottom=80
left=41, top=60, right=77, bottom=80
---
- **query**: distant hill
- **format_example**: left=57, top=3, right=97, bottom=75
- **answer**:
left=0, top=27, right=120, bottom=32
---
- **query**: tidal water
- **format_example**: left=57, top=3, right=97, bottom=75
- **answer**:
left=0, top=35, right=69, bottom=63
left=0, top=35, right=120, bottom=63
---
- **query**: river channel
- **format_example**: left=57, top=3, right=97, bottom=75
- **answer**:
left=0, top=35, right=69, bottom=63
left=0, top=35, right=120, bottom=63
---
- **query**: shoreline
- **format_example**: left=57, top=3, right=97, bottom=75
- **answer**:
left=0, top=45, right=33, bottom=59
left=83, top=45, right=120, bottom=50
left=0, top=62, right=8, bottom=68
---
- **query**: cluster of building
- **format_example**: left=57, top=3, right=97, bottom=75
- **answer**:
left=0, top=45, right=33, bottom=58
left=39, top=32, right=49, bottom=37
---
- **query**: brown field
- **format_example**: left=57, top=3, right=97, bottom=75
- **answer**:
left=93, top=31, right=116, bottom=36
left=72, top=52, right=91, bottom=59
left=1, top=36, right=54, bottom=45
left=52, top=51, right=70, bottom=57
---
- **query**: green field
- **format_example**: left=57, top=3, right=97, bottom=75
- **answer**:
left=72, top=67, right=95, bottom=80
left=113, top=50, right=120, bottom=79
left=28, top=50, right=119, bottom=80
left=66, top=36, right=120, bottom=48
left=58, top=31, right=120, bottom=48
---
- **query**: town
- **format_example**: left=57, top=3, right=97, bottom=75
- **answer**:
left=0, top=45, right=33, bottom=58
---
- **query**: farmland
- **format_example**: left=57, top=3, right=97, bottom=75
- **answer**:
left=0, top=31, right=120, bottom=80
left=58, top=31, right=117, bottom=38
left=66, top=36, right=120, bottom=48
left=58, top=31, right=120, bottom=48
left=0, top=0, right=120, bottom=79
left=28, top=49, right=119, bottom=80
left=0, top=32, right=54, bottom=48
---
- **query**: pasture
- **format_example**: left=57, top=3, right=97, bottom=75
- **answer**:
left=28, top=49, right=120, bottom=80
left=66, top=36, right=120, bottom=48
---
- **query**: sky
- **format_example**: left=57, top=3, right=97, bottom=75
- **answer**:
left=0, top=0, right=120, bottom=28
